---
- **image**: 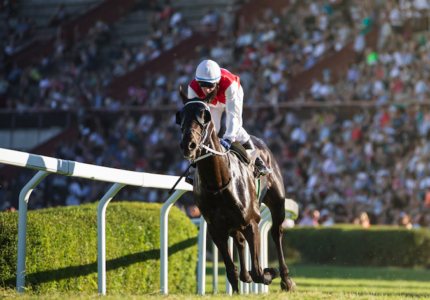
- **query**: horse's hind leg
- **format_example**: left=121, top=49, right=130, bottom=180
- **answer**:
left=232, top=231, right=252, bottom=283
left=268, top=198, right=296, bottom=291
left=207, top=224, right=239, bottom=293
left=242, top=220, right=279, bottom=285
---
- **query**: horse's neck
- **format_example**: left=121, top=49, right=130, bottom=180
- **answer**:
left=196, top=124, right=230, bottom=188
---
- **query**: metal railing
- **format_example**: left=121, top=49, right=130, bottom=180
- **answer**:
left=0, top=148, right=190, bottom=294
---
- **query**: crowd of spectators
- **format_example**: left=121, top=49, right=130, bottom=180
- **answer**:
left=2, top=0, right=377, bottom=110
left=303, top=0, right=430, bottom=103
left=3, top=0, right=430, bottom=229
left=112, top=0, right=378, bottom=108
left=5, top=0, right=430, bottom=110
left=289, top=105, right=430, bottom=229
left=0, top=0, right=199, bottom=110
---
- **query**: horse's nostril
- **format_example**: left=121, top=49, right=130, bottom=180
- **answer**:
left=190, top=142, right=197, bottom=149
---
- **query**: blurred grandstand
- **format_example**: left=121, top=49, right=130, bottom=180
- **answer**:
left=2, top=0, right=430, bottom=229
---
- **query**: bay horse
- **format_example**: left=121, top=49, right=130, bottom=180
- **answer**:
left=175, top=87, right=296, bottom=293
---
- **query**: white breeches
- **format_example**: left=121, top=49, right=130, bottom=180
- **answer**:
left=209, top=86, right=250, bottom=144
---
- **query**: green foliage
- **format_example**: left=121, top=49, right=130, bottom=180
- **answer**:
left=0, top=202, right=198, bottom=294
left=282, top=225, right=430, bottom=267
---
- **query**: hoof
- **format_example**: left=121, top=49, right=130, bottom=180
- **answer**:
left=263, top=268, right=280, bottom=285
left=281, top=278, right=296, bottom=291
left=240, top=272, right=253, bottom=283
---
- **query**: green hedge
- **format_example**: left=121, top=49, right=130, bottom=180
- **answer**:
left=281, top=225, right=430, bottom=267
left=0, top=202, right=198, bottom=294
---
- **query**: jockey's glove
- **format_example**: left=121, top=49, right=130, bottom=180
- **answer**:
left=220, top=139, right=232, bottom=150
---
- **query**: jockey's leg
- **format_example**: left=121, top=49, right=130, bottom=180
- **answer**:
left=208, top=103, right=224, bottom=133
left=241, top=137, right=270, bottom=177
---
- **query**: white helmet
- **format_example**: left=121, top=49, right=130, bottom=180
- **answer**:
left=195, top=60, right=221, bottom=83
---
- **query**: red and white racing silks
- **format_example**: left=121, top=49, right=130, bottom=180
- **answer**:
left=188, top=68, right=250, bottom=144
left=189, top=68, right=240, bottom=106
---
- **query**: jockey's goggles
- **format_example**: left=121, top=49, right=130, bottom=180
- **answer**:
left=198, top=81, right=216, bottom=88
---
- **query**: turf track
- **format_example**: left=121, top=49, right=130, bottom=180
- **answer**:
left=204, top=264, right=430, bottom=297
left=2, top=264, right=430, bottom=299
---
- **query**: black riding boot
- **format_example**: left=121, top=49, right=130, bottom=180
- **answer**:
left=242, top=139, right=270, bottom=177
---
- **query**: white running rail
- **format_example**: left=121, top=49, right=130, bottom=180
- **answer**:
left=0, top=147, right=298, bottom=296
left=0, top=148, right=191, bottom=295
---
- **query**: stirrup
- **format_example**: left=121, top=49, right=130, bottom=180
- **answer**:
left=255, top=167, right=270, bottom=178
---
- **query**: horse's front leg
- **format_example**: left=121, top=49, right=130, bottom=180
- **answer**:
left=242, top=219, right=279, bottom=285
left=232, top=230, right=252, bottom=283
left=207, top=224, right=239, bottom=293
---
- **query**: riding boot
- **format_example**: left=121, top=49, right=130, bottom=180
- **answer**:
left=242, top=139, right=270, bottom=177
left=185, top=175, right=194, bottom=185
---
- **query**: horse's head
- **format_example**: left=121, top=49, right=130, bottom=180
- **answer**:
left=175, top=86, right=216, bottom=160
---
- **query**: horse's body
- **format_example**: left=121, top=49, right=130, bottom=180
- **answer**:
left=194, top=136, right=269, bottom=232
left=176, top=89, right=295, bottom=292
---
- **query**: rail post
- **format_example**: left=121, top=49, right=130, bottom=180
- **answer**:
left=252, top=207, right=271, bottom=294
left=97, top=183, right=126, bottom=295
left=257, top=210, right=272, bottom=294
left=213, top=241, right=218, bottom=293
left=244, top=242, right=250, bottom=294
left=197, top=217, right=207, bottom=295
left=16, top=170, right=51, bottom=293
left=261, top=219, right=272, bottom=293
left=160, top=190, right=187, bottom=294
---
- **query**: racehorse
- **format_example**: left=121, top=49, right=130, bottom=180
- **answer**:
left=175, top=87, right=296, bottom=293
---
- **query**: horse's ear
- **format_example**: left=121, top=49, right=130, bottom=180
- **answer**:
left=179, top=86, right=189, bottom=104
left=175, top=111, right=182, bottom=126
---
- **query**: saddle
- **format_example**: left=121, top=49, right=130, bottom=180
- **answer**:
left=230, top=142, right=251, bottom=165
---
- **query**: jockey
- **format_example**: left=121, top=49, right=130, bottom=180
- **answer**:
left=188, top=59, right=270, bottom=176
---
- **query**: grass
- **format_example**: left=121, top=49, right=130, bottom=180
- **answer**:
left=204, top=263, right=430, bottom=297
left=1, top=264, right=430, bottom=299
left=0, top=203, right=198, bottom=294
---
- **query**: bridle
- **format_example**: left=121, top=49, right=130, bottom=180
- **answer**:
left=169, top=100, right=232, bottom=195
left=179, top=101, right=230, bottom=163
